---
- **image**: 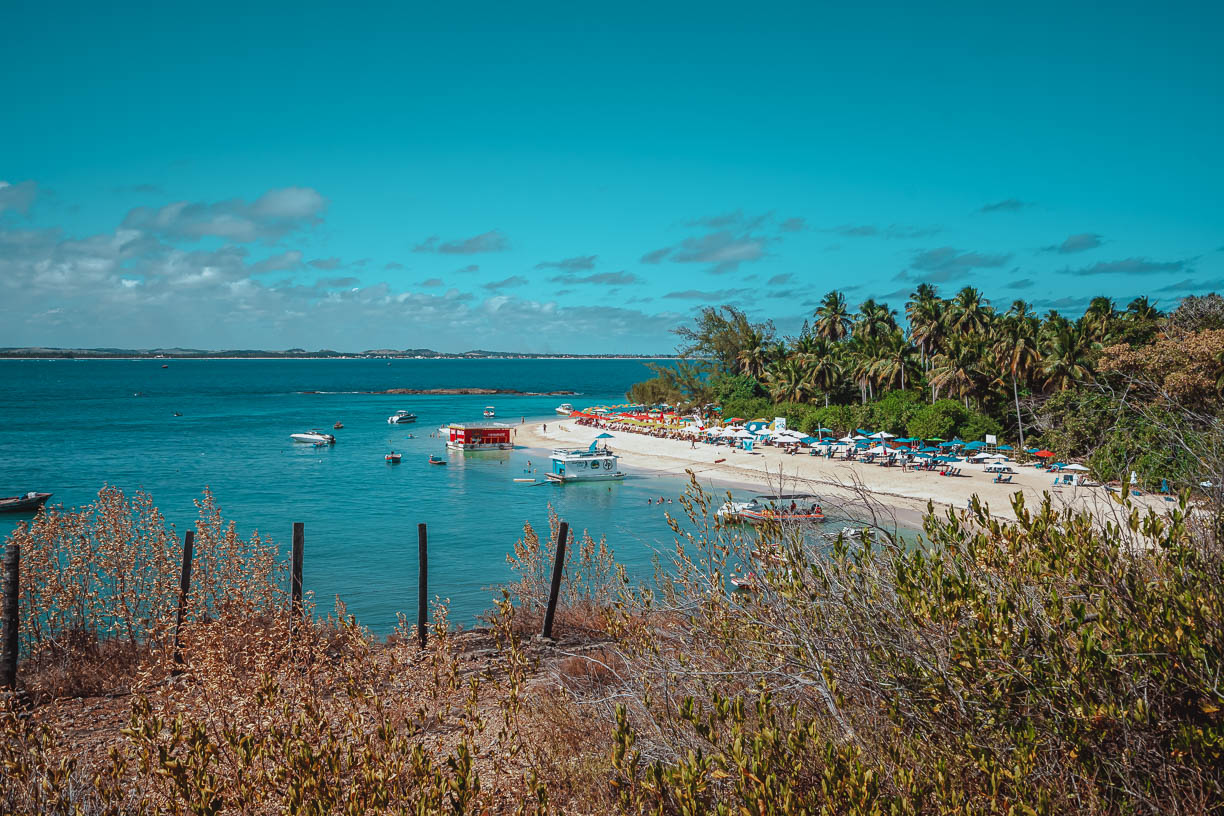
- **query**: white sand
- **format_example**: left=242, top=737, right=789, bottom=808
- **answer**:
left=516, top=420, right=1173, bottom=531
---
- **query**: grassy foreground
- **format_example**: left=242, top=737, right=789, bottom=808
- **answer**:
left=1, top=482, right=1222, bottom=815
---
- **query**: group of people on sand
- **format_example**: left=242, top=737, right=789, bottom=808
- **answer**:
left=573, top=416, right=691, bottom=441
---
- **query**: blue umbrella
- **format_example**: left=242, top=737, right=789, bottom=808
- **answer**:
left=919, top=446, right=939, bottom=452
left=997, top=444, right=1014, bottom=450
left=964, top=441, right=985, bottom=449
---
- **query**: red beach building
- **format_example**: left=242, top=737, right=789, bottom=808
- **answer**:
left=445, top=423, right=513, bottom=451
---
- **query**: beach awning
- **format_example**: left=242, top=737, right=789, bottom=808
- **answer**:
left=1034, top=450, right=1054, bottom=458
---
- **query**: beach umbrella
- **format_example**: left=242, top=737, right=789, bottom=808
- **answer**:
left=927, top=437, right=945, bottom=443
left=964, top=441, right=985, bottom=449
left=725, top=417, right=745, bottom=423
left=1034, top=450, right=1054, bottom=458
left=838, top=435, right=855, bottom=443
left=997, top=444, right=1013, bottom=450
left=870, top=431, right=897, bottom=439
left=732, top=428, right=755, bottom=439
left=1063, top=463, right=1089, bottom=472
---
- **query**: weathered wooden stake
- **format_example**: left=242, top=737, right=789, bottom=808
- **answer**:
left=1, top=543, right=19, bottom=690
left=291, top=522, right=304, bottom=617
left=417, top=523, right=428, bottom=649
left=172, top=531, right=195, bottom=670
left=541, top=521, right=569, bottom=640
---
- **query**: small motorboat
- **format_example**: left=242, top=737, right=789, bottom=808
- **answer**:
left=555, top=403, right=574, bottom=415
left=729, top=570, right=757, bottom=592
left=0, top=491, right=52, bottom=514
left=428, top=455, right=447, bottom=466
left=718, top=493, right=825, bottom=524
left=483, top=406, right=495, bottom=418
left=333, top=421, right=344, bottom=429
left=385, top=452, right=402, bottom=463
left=291, top=430, right=336, bottom=445
left=161, top=364, right=169, bottom=369
left=387, top=410, right=417, bottom=424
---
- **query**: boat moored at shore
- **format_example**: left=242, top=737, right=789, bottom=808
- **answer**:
left=291, top=430, right=336, bottom=445
left=718, top=493, right=824, bottom=523
left=546, top=444, right=624, bottom=483
left=445, top=422, right=513, bottom=451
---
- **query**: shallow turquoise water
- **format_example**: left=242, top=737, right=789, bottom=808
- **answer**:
left=0, top=358, right=724, bottom=631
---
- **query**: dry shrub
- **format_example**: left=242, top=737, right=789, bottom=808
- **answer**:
left=504, top=506, right=621, bottom=636
left=4, top=486, right=285, bottom=701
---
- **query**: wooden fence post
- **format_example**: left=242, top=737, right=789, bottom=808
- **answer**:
left=172, top=531, right=195, bottom=670
left=417, top=523, right=428, bottom=649
left=1, top=543, right=18, bottom=690
left=541, top=521, right=569, bottom=640
left=291, top=522, right=304, bottom=617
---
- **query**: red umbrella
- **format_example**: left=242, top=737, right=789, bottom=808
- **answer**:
left=1034, top=449, right=1054, bottom=458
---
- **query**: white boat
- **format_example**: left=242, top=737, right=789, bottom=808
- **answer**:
left=555, top=403, right=574, bottom=415
left=546, top=445, right=624, bottom=483
left=387, top=410, right=417, bottom=424
left=483, top=406, right=496, bottom=417
left=291, top=430, right=336, bottom=445
left=717, top=494, right=824, bottom=523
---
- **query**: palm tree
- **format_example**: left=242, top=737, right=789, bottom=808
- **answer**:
left=736, top=339, right=771, bottom=380
left=992, top=301, right=1040, bottom=448
left=854, top=298, right=898, bottom=343
left=1040, top=325, right=1095, bottom=391
left=906, top=285, right=943, bottom=369
left=763, top=358, right=809, bottom=403
left=947, top=286, right=993, bottom=336
left=1124, top=296, right=1160, bottom=323
left=929, top=336, right=985, bottom=409
left=848, top=338, right=879, bottom=404
left=1080, top=296, right=1117, bottom=344
left=871, top=330, right=919, bottom=392
left=814, top=291, right=851, bottom=342
left=799, top=338, right=842, bottom=406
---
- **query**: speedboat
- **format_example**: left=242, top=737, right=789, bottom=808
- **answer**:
left=483, top=406, right=496, bottom=418
left=428, top=454, right=447, bottom=466
left=387, top=410, right=417, bottom=424
left=291, top=430, right=336, bottom=445
left=385, top=452, right=402, bottom=463
left=718, top=494, right=825, bottom=523
left=0, top=491, right=52, bottom=514
left=555, top=403, right=574, bottom=415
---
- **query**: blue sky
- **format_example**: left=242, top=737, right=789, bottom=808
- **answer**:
left=2, top=1, right=1221, bottom=353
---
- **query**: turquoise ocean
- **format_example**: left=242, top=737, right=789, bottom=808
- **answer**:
left=0, top=358, right=722, bottom=631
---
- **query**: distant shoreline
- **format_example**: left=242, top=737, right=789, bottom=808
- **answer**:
left=0, top=350, right=678, bottom=361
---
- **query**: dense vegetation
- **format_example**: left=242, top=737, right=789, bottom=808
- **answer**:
left=629, top=288, right=1224, bottom=490
left=3, top=480, right=1222, bottom=814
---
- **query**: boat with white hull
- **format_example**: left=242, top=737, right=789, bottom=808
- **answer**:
left=387, top=410, right=417, bottom=424
left=546, top=445, right=624, bottom=483
left=291, top=430, right=336, bottom=445
left=555, top=403, right=574, bottom=415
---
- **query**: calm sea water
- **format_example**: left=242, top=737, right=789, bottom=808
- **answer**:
left=0, top=358, right=720, bottom=631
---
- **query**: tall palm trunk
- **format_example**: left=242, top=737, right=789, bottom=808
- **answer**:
left=1012, top=374, right=1025, bottom=449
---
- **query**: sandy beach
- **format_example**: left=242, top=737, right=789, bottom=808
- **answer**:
left=516, top=419, right=1174, bottom=531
